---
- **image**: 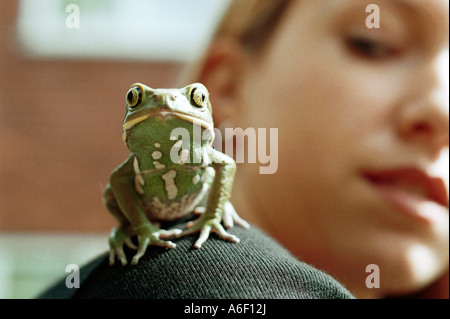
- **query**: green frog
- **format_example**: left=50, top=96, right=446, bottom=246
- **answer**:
left=104, top=83, right=249, bottom=266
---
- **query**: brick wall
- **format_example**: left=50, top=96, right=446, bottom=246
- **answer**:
left=0, top=2, right=183, bottom=231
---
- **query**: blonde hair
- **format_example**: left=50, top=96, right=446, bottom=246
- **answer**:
left=179, top=0, right=291, bottom=85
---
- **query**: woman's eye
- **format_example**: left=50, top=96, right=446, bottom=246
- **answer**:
left=345, top=36, right=402, bottom=60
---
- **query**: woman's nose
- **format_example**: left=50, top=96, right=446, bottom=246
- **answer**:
left=396, top=51, right=449, bottom=157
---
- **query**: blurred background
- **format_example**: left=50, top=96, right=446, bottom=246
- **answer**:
left=0, top=0, right=230, bottom=298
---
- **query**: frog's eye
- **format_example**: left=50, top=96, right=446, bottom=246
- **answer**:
left=190, top=85, right=209, bottom=108
left=126, top=86, right=142, bottom=108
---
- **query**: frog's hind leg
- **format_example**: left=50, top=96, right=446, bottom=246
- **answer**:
left=103, top=184, right=137, bottom=266
left=103, top=184, right=127, bottom=224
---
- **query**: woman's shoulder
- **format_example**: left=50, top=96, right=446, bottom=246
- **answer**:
left=38, top=225, right=355, bottom=299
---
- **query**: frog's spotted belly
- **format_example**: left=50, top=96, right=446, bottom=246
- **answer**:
left=143, top=186, right=208, bottom=221
left=136, top=165, right=215, bottom=221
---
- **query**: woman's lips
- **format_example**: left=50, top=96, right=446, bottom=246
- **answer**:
left=362, top=168, right=449, bottom=224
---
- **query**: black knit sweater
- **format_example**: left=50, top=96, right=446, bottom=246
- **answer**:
left=38, top=224, right=354, bottom=299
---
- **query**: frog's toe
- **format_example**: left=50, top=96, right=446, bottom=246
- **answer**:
left=154, top=239, right=177, bottom=249
left=131, top=236, right=151, bottom=266
left=193, top=224, right=240, bottom=249
left=212, top=223, right=240, bottom=244
left=158, top=228, right=182, bottom=238
left=223, top=201, right=250, bottom=229
left=131, top=237, right=176, bottom=265
left=223, top=202, right=234, bottom=228
left=108, top=247, right=116, bottom=266
left=186, top=219, right=199, bottom=229
left=193, top=206, right=205, bottom=215
left=180, top=220, right=240, bottom=249
left=124, top=237, right=137, bottom=250
left=109, top=244, right=128, bottom=266
left=117, top=248, right=129, bottom=266
left=230, top=210, right=250, bottom=229
left=131, top=253, right=143, bottom=266
left=193, top=225, right=212, bottom=249
left=109, top=226, right=134, bottom=266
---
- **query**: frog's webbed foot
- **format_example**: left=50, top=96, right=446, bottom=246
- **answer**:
left=109, top=225, right=137, bottom=266
left=179, top=202, right=249, bottom=249
left=222, top=201, right=250, bottom=229
left=109, top=225, right=181, bottom=266
left=191, top=201, right=250, bottom=230
left=180, top=217, right=240, bottom=249
left=130, top=226, right=182, bottom=266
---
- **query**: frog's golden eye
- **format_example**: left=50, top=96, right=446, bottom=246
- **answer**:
left=190, top=85, right=209, bottom=108
left=126, top=86, right=142, bottom=108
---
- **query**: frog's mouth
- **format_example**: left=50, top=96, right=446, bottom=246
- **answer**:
left=122, top=111, right=215, bottom=143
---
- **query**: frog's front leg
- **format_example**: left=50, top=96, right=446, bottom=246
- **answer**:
left=179, top=150, right=249, bottom=248
left=107, top=155, right=181, bottom=266
left=103, top=185, right=137, bottom=266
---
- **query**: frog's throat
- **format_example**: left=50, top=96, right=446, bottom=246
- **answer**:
left=122, top=111, right=215, bottom=144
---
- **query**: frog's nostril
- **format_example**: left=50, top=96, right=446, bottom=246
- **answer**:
left=153, top=93, right=167, bottom=103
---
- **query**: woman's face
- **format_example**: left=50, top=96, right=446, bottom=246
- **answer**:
left=232, top=0, right=449, bottom=297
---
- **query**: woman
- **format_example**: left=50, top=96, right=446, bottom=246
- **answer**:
left=182, top=0, right=449, bottom=298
